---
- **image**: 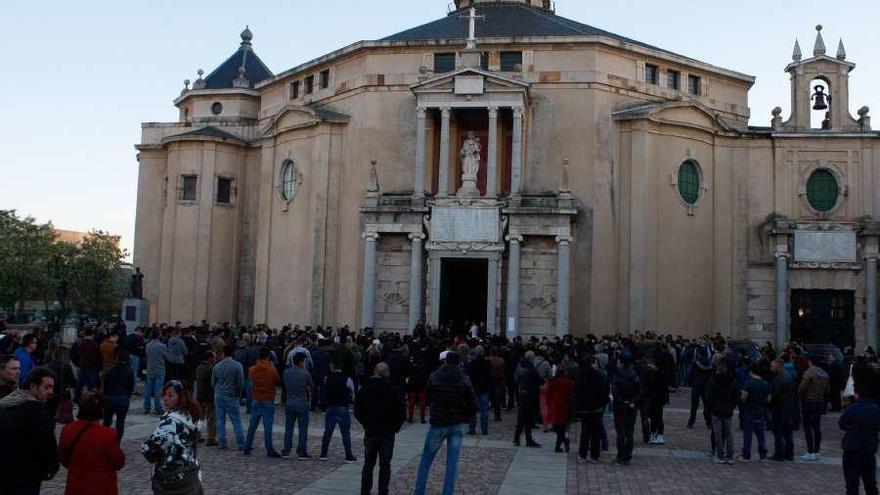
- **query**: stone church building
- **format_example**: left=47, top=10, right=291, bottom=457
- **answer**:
left=134, top=0, right=880, bottom=350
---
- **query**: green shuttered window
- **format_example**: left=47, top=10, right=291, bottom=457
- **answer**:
left=806, top=169, right=839, bottom=212
left=678, top=161, right=700, bottom=205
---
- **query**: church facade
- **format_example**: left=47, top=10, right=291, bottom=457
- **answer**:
left=133, top=0, right=880, bottom=350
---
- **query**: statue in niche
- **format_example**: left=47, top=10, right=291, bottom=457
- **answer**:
left=131, top=267, right=144, bottom=299
left=458, top=132, right=481, bottom=197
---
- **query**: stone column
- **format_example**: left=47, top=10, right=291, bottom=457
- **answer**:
left=487, top=106, right=498, bottom=197
left=361, top=232, right=379, bottom=329
left=505, top=234, right=523, bottom=337
left=438, top=107, right=451, bottom=196
left=556, top=235, right=571, bottom=337
left=866, top=253, right=878, bottom=350
left=413, top=107, right=427, bottom=201
left=511, top=106, right=523, bottom=201
left=407, top=233, right=425, bottom=332
left=774, top=251, right=789, bottom=350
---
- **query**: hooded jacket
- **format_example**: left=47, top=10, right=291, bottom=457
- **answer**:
left=141, top=410, right=200, bottom=483
left=707, top=371, right=740, bottom=419
left=0, top=390, right=60, bottom=491
left=426, top=364, right=476, bottom=427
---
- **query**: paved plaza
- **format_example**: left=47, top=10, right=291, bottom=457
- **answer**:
left=43, top=390, right=849, bottom=494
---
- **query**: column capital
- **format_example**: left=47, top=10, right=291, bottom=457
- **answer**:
left=774, top=251, right=790, bottom=260
left=865, top=253, right=879, bottom=262
left=362, top=232, right=380, bottom=241
left=505, top=234, right=523, bottom=244
left=417, top=107, right=427, bottom=119
left=555, top=235, right=572, bottom=246
left=487, top=105, right=499, bottom=117
left=512, top=106, right=524, bottom=119
left=408, top=233, right=426, bottom=242
left=440, top=106, right=451, bottom=117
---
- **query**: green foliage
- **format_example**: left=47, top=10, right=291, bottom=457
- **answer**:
left=0, top=210, right=127, bottom=314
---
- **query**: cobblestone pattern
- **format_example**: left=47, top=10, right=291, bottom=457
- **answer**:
left=389, top=445, right=515, bottom=495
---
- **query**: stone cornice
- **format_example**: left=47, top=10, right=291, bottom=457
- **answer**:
left=173, top=87, right=261, bottom=106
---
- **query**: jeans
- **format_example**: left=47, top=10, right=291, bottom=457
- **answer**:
left=741, top=416, right=767, bottom=460
left=469, top=393, right=490, bottom=434
left=202, top=403, right=216, bottom=442
left=243, top=377, right=253, bottom=413
left=215, top=394, right=246, bottom=448
left=76, top=368, right=99, bottom=403
left=244, top=400, right=277, bottom=455
left=578, top=412, right=603, bottom=460
left=843, top=451, right=878, bottom=495
left=103, top=395, right=130, bottom=441
left=321, top=406, right=353, bottom=458
left=130, top=356, right=141, bottom=384
left=283, top=399, right=310, bottom=456
left=802, top=401, right=824, bottom=454
left=771, top=409, right=793, bottom=459
left=361, top=435, right=395, bottom=495
left=636, top=399, right=650, bottom=442
left=711, top=415, right=733, bottom=460
left=491, top=383, right=505, bottom=419
left=143, top=375, right=163, bottom=412
left=649, top=402, right=664, bottom=435
left=413, top=423, right=464, bottom=495
left=688, top=384, right=710, bottom=426
left=613, top=404, right=636, bottom=462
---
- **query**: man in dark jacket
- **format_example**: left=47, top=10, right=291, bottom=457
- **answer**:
left=196, top=351, right=217, bottom=446
left=355, top=363, right=405, bottom=495
left=612, top=352, right=641, bottom=465
left=412, top=352, right=477, bottom=495
left=839, top=382, right=880, bottom=495
left=769, top=358, right=795, bottom=461
left=466, top=345, right=492, bottom=435
left=514, top=350, right=543, bottom=447
left=706, top=362, right=739, bottom=463
left=0, top=367, right=59, bottom=495
left=575, top=355, right=608, bottom=462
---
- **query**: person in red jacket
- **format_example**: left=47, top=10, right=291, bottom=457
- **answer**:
left=58, top=393, right=125, bottom=495
left=546, top=366, right=575, bottom=452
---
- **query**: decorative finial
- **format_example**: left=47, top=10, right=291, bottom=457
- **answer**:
left=192, top=69, right=206, bottom=90
left=771, top=107, right=783, bottom=130
left=836, top=39, right=847, bottom=60
left=180, top=79, right=191, bottom=96
left=858, top=106, right=871, bottom=131
left=813, top=24, right=826, bottom=56
left=233, top=66, right=250, bottom=88
left=240, top=25, right=253, bottom=45
left=792, top=39, right=802, bottom=62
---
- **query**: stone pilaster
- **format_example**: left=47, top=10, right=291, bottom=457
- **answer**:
left=361, top=232, right=379, bottom=329
left=487, top=106, right=498, bottom=197
left=866, top=252, right=878, bottom=350
left=774, top=250, right=790, bottom=350
left=413, top=107, right=427, bottom=202
left=510, top=106, right=523, bottom=203
left=556, top=235, right=571, bottom=337
left=438, top=107, right=451, bottom=196
left=506, top=234, right=523, bottom=337
left=407, top=233, right=425, bottom=332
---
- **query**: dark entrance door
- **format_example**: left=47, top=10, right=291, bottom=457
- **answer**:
left=790, top=289, right=855, bottom=348
left=439, top=258, right=488, bottom=335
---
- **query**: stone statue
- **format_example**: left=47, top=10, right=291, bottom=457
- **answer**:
left=458, top=132, right=481, bottom=197
left=131, top=267, right=144, bottom=299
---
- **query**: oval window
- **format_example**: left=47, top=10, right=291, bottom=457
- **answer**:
left=806, top=169, right=839, bottom=212
left=677, top=160, right=700, bottom=205
left=211, top=102, right=223, bottom=115
left=279, top=161, right=296, bottom=201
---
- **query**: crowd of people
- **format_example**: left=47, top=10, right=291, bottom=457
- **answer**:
left=0, top=320, right=878, bottom=495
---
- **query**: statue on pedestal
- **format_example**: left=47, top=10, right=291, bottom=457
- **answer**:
left=458, top=132, right=481, bottom=198
left=131, top=267, right=144, bottom=299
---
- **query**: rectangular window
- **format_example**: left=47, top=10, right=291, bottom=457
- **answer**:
left=305, top=75, right=314, bottom=94
left=216, top=177, right=233, bottom=205
left=480, top=51, right=489, bottom=70
left=178, top=174, right=197, bottom=202
left=320, top=69, right=330, bottom=89
left=290, top=80, right=300, bottom=99
left=645, top=63, right=658, bottom=85
left=688, top=74, right=701, bottom=96
left=667, top=70, right=680, bottom=90
left=500, top=51, right=523, bottom=71
left=434, top=52, right=455, bottom=73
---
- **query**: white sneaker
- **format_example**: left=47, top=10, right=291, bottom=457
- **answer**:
left=648, top=434, right=658, bottom=444
left=814, top=452, right=822, bottom=460
left=656, top=435, right=665, bottom=445
left=799, top=453, right=817, bottom=461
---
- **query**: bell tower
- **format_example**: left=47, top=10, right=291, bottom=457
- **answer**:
left=781, top=25, right=863, bottom=132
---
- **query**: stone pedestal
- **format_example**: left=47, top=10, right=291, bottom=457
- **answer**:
left=122, top=298, right=150, bottom=334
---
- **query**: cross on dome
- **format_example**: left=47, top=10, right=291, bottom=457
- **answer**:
left=458, top=7, right=485, bottom=50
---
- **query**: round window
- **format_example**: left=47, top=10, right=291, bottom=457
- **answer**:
left=211, top=102, right=223, bottom=115
left=279, top=160, right=296, bottom=201
left=806, top=169, right=839, bottom=212
left=677, top=160, right=701, bottom=205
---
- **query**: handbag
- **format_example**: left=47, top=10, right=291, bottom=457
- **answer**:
left=61, top=423, right=95, bottom=466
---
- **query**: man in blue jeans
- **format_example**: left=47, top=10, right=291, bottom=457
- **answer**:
left=283, top=353, right=313, bottom=459
left=213, top=343, right=246, bottom=450
left=413, top=351, right=477, bottom=495
left=739, top=364, right=770, bottom=461
left=243, top=347, right=281, bottom=458
left=798, top=356, right=831, bottom=461
left=320, top=361, right=356, bottom=462
left=143, top=331, right=183, bottom=414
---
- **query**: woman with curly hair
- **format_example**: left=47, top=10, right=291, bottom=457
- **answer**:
left=141, top=380, right=204, bottom=495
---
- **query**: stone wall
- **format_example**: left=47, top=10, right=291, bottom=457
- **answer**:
left=375, top=234, right=411, bottom=332
left=519, top=237, right=558, bottom=336
left=746, top=266, right=776, bottom=342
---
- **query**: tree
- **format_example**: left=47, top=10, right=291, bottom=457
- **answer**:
left=0, top=210, right=55, bottom=312
left=67, top=231, right=127, bottom=313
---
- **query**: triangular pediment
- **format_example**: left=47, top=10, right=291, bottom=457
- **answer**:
left=260, top=103, right=349, bottom=138
left=410, top=67, right=530, bottom=94
left=613, top=100, right=733, bottom=133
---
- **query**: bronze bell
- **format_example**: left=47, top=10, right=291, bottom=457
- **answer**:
left=812, top=85, right=829, bottom=111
